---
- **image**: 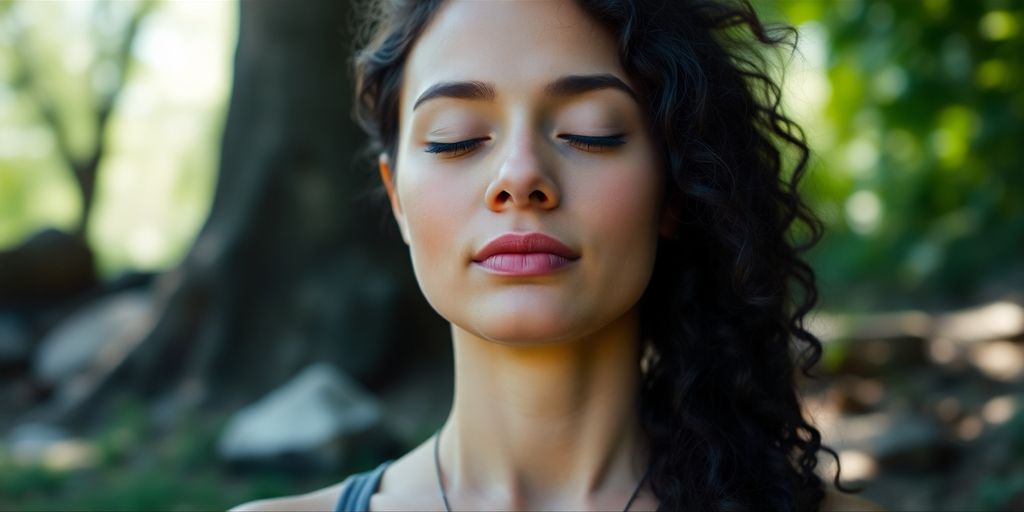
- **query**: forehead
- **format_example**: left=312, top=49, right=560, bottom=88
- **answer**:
left=402, top=0, right=626, bottom=104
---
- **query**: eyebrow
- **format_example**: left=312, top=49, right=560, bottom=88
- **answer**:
left=411, top=73, right=637, bottom=111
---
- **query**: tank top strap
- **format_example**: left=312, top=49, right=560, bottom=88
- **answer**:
left=334, top=460, right=393, bottom=512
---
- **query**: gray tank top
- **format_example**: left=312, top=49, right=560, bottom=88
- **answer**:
left=333, top=460, right=394, bottom=512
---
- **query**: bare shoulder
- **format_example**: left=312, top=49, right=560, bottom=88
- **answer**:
left=821, top=488, right=886, bottom=512
left=228, top=482, right=344, bottom=512
left=231, top=439, right=432, bottom=512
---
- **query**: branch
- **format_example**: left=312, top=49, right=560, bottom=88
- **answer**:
left=92, top=0, right=157, bottom=137
left=10, top=1, right=157, bottom=236
left=9, top=34, right=79, bottom=178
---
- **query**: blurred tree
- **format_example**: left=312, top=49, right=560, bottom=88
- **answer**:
left=64, top=0, right=448, bottom=420
left=7, top=0, right=154, bottom=239
left=774, top=0, right=1024, bottom=309
left=1, top=1, right=154, bottom=308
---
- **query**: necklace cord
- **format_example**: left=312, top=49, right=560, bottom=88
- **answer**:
left=434, top=426, right=453, bottom=511
left=432, top=427, right=650, bottom=512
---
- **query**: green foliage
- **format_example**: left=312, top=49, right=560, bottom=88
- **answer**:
left=0, top=461, right=69, bottom=501
left=974, top=409, right=1024, bottom=510
left=977, top=472, right=1024, bottom=511
left=1, top=0, right=1018, bottom=306
left=0, top=0, right=229, bottom=276
left=0, top=401, right=340, bottom=511
left=766, top=0, right=1024, bottom=309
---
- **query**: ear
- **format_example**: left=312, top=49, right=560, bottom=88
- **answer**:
left=379, top=153, right=410, bottom=245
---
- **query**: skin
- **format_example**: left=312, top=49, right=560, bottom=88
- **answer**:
left=373, top=1, right=663, bottom=509
left=233, top=1, right=886, bottom=511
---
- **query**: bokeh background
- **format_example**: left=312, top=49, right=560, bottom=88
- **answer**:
left=1, top=0, right=1022, bottom=510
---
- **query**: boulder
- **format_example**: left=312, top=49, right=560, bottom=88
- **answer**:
left=32, top=290, right=154, bottom=388
left=0, top=314, right=30, bottom=366
left=0, top=228, right=97, bottom=303
left=7, top=422, right=99, bottom=470
left=7, top=421, right=70, bottom=465
left=218, top=362, right=382, bottom=470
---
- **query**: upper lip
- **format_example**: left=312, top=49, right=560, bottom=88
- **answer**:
left=472, top=232, right=580, bottom=262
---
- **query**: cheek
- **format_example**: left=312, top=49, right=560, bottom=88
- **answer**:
left=397, top=165, right=472, bottom=252
left=582, top=163, right=662, bottom=249
left=401, top=186, right=456, bottom=260
left=396, top=167, right=476, bottom=311
left=574, top=158, right=663, bottom=301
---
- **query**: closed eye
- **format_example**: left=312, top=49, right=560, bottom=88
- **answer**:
left=424, top=134, right=625, bottom=157
left=424, top=138, right=488, bottom=157
left=558, top=134, right=626, bottom=152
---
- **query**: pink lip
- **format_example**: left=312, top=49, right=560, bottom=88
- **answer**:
left=472, top=233, right=580, bottom=276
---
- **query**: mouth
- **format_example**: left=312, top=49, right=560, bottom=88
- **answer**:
left=472, top=232, right=580, bottom=276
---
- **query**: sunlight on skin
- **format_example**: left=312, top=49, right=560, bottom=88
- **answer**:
left=372, top=1, right=664, bottom=509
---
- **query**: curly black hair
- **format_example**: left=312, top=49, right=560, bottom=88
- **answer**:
left=353, top=0, right=853, bottom=510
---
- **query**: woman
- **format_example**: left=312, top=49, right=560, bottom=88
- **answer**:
left=235, top=0, right=884, bottom=510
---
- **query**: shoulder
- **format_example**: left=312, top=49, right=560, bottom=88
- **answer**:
left=821, top=488, right=886, bottom=512
left=231, top=442, right=427, bottom=512
left=228, top=482, right=345, bottom=512
left=368, top=440, right=442, bottom=509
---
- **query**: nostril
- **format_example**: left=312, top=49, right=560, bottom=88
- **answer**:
left=497, top=191, right=511, bottom=202
left=529, top=190, right=547, bottom=203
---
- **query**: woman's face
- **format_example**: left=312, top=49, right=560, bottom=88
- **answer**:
left=384, top=0, right=665, bottom=344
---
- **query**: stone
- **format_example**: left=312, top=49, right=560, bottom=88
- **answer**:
left=830, top=411, right=956, bottom=472
left=6, top=422, right=99, bottom=470
left=7, top=422, right=70, bottom=463
left=0, top=314, right=31, bottom=365
left=936, top=301, right=1024, bottom=343
left=0, top=228, right=98, bottom=302
left=32, top=290, right=154, bottom=386
left=217, top=362, right=382, bottom=469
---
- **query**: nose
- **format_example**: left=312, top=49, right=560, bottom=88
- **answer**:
left=484, top=136, right=560, bottom=211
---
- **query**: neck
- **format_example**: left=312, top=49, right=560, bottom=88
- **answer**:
left=439, top=306, right=649, bottom=510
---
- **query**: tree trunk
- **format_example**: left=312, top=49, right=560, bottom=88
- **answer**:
left=63, top=0, right=449, bottom=422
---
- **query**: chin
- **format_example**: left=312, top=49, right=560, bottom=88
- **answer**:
left=462, top=300, right=586, bottom=346
left=477, top=325, right=579, bottom=346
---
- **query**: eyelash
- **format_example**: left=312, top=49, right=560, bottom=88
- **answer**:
left=559, top=134, right=626, bottom=152
left=424, top=138, right=487, bottom=157
left=423, top=134, right=625, bottom=156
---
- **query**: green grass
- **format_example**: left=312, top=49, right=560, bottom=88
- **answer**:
left=0, top=403, right=343, bottom=511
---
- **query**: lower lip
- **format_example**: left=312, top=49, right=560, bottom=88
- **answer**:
left=473, top=253, right=577, bottom=276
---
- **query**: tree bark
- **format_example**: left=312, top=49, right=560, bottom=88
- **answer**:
left=62, top=0, right=449, bottom=422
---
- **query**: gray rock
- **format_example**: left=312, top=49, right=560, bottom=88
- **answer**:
left=7, top=422, right=70, bottom=462
left=6, top=422, right=100, bottom=470
left=0, top=314, right=30, bottom=365
left=831, top=411, right=955, bottom=472
left=33, top=290, right=154, bottom=386
left=217, top=362, right=382, bottom=468
left=936, top=300, right=1024, bottom=342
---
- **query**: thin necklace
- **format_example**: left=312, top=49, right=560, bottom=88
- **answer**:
left=432, top=427, right=651, bottom=512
